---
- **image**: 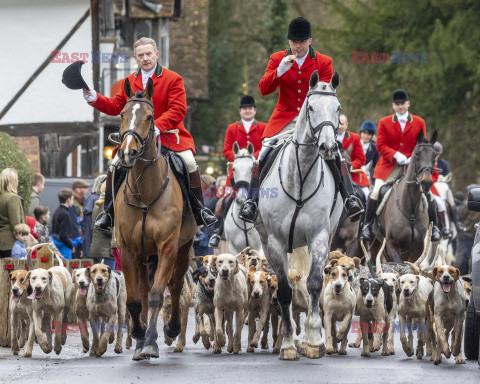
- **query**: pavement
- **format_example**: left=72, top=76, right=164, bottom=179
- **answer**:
left=1, top=312, right=479, bottom=384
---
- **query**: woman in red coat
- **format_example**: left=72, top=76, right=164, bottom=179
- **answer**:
left=83, top=37, right=216, bottom=228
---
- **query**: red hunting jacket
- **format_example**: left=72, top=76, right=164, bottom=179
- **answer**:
left=223, top=120, right=266, bottom=185
left=89, top=63, right=195, bottom=154
left=341, top=132, right=369, bottom=187
left=373, top=113, right=426, bottom=181
left=259, top=47, right=333, bottom=139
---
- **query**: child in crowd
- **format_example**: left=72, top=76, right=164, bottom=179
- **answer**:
left=11, top=223, right=30, bottom=259
left=34, top=206, right=51, bottom=243
left=50, top=189, right=83, bottom=259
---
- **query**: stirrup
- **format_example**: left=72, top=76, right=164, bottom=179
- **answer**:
left=209, top=234, right=221, bottom=248
left=345, top=196, right=364, bottom=222
left=198, top=208, right=217, bottom=227
left=360, top=222, right=373, bottom=241
left=94, top=211, right=113, bottom=231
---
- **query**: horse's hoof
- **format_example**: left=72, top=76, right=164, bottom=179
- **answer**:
left=297, top=342, right=325, bottom=359
left=279, top=347, right=298, bottom=360
left=132, top=348, right=149, bottom=361
left=164, top=321, right=181, bottom=340
left=140, top=344, right=159, bottom=358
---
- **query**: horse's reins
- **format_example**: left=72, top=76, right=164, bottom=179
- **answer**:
left=119, top=97, right=172, bottom=264
left=279, top=90, right=338, bottom=253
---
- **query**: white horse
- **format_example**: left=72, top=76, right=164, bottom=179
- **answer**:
left=255, top=71, right=343, bottom=360
left=224, top=143, right=263, bottom=255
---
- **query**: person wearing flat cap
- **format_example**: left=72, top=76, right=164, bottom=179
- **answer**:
left=360, top=89, right=446, bottom=242
left=240, top=17, right=363, bottom=223
left=209, top=95, right=266, bottom=248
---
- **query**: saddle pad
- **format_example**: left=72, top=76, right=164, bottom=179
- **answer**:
left=376, top=187, right=393, bottom=216
left=161, top=149, right=190, bottom=225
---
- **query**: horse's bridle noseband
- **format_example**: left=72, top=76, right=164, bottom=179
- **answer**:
left=406, top=142, right=435, bottom=190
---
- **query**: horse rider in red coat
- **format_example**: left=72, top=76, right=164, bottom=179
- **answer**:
left=337, top=114, right=370, bottom=201
left=360, top=89, right=444, bottom=242
left=239, top=17, right=363, bottom=223
left=209, top=95, right=266, bottom=247
left=83, top=37, right=217, bottom=229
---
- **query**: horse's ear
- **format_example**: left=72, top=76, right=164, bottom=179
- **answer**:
left=309, top=70, right=319, bottom=89
left=330, top=72, right=340, bottom=90
left=124, top=78, right=135, bottom=99
left=247, top=141, right=254, bottom=155
left=416, top=129, right=425, bottom=145
left=232, top=141, right=239, bottom=155
left=430, top=130, right=438, bottom=144
left=145, top=77, right=154, bottom=100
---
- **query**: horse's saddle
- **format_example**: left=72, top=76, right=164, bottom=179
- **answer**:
left=378, top=182, right=395, bottom=205
left=259, top=140, right=285, bottom=185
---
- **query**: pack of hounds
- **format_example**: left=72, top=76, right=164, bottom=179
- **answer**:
left=8, top=231, right=472, bottom=365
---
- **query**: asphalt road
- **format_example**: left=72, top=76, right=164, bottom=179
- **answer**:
left=1, top=312, right=479, bottom=384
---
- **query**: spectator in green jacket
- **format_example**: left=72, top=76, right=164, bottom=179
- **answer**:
left=0, top=168, right=25, bottom=258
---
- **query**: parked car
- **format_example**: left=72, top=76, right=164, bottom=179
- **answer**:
left=465, top=188, right=480, bottom=365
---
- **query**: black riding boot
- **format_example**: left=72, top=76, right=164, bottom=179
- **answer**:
left=427, top=198, right=442, bottom=242
left=209, top=196, right=234, bottom=248
left=240, top=140, right=278, bottom=223
left=438, top=211, right=451, bottom=239
left=94, top=169, right=114, bottom=230
left=360, top=197, right=378, bottom=241
left=337, top=155, right=364, bottom=222
left=189, top=168, right=218, bottom=227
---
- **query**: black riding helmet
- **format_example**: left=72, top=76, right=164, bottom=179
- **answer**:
left=62, top=60, right=89, bottom=90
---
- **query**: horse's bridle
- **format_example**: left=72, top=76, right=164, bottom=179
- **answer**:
left=406, top=142, right=435, bottom=190
left=115, top=97, right=167, bottom=166
left=296, top=90, right=339, bottom=147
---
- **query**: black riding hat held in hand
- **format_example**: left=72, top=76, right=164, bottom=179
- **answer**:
left=62, top=60, right=89, bottom=90
left=287, top=17, right=311, bottom=41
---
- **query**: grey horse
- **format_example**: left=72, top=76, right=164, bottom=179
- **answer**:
left=224, top=143, right=263, bottom=255
left=254, top=71, right=343, bottom=360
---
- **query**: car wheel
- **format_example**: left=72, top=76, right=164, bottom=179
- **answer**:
left=464, top=301, right=480, bottom=360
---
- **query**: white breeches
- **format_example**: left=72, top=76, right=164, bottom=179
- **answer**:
left=370, top=165, right=403, bottom=200
left=431, top=193, right=446, bottom=212
left=111, top=149, right=197, bottom=173
left=258, top=117, right=297, bottom=159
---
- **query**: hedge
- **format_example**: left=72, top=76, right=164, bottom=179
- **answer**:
left=0, top=132, right=34, bottom=211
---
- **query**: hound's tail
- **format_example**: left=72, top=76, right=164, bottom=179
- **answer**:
left=360, top=240, right=377, bottom=277
left=54, top=251, right=66, bottom=268
left=375, top=239, right=387, bottom=276
left=415, top=222, right=433, bottom=267
left=288, top=246, right=310, bottom=277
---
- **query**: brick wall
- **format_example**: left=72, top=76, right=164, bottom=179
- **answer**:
left=12, top=136, right=40, bottom=172
left=169, top=0, right=209, bottom=100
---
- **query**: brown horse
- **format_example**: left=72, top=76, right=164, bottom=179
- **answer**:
left=371, top=130, right=438, bottom=263
left=114, top=78, right=197, bottom=360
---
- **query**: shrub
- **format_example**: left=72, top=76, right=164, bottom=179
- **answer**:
left=0, top=132, right=34, bottom=211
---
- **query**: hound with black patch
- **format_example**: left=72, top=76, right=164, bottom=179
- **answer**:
left=356, top=277, right=393, bottom=357
left=192, top=263, right=216, bottom=350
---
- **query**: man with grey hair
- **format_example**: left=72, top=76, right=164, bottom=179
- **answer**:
left=83, top=37, right=217, bottom=229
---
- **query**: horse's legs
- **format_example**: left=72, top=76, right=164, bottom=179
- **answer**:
left=299, top=230, right=329, bottom=359
left=120, top=245, right=148, bottom=360
left=266, top=236, right=297, bottom=360
left=141, top=234, right=179, bottom=358
left=386, top=239, right=403, bottom=263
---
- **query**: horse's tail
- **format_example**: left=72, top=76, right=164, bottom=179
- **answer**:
left=360, top=240, right=377, bottom=277
left=415, top=222, right=433, bottom=267
left=288, top=246, right=310, bottom=277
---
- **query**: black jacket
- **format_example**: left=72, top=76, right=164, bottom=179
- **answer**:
left=51, top=205, right=74, bottom=249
